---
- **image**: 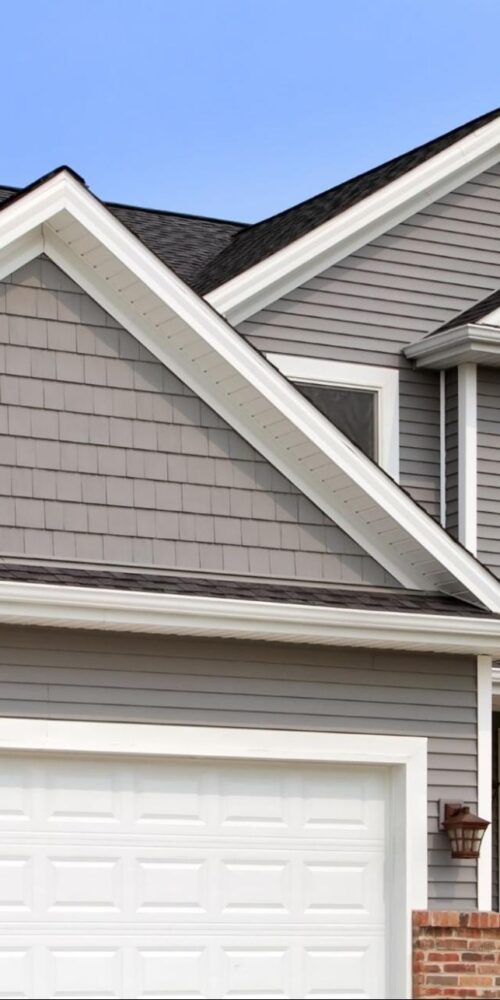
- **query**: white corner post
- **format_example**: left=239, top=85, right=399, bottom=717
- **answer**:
left=440, top=370, right=446, bottom=527
left=477, top=654, right=492, bottom=911
left=458, top=363, right=477, bottom=555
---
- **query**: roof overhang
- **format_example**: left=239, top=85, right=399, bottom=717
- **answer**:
left=205, top=115, right=500, bottom=325
left=0, top=578, right=499, bottom=654
left=405, top=323, right=500, bottom=368
left=1, top=170, right=500, bottom=609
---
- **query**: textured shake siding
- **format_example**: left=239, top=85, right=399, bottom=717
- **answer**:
left=239, top=165, right=500, bottom=519
left=0, top=625, right=478, bottom=910
left=477, top=367, right=500, bottom=577
left=446, top=369, right=459, bottom=540
left=0, top=256, right=395, bottom=587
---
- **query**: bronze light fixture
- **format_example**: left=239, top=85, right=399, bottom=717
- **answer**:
left=441, top=802, right=490, bottom=860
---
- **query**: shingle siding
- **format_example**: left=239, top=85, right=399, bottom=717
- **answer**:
left=0, top=255, right=396, bottom=586
left=239, top=165, right=500, bottom=519
left=0, top=624, right=478, bottom=911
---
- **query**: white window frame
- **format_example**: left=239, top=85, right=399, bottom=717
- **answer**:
left=0, top=718, right=427, bottom=999
left=267, top=355, right=399, bottom=480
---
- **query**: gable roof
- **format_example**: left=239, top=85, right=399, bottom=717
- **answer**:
left=405, top=286, right=500, bottom=367
left=206, top=110, right=500, bottom=323
left=1, top=167, right=500, bottom=610
left=4, top=108, right=500, bottom=314
left=195, top=108, right=500, bottom=295
left=435, top=287, right=500, bottom=333
left=0, top=183, right=246, bottom=289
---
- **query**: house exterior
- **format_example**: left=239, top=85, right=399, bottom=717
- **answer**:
left=2, top=110, right=500, bottom=998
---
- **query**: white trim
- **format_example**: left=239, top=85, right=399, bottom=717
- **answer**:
left=266, top=355, right=399, bottom=480
left=458, top=364, right=478, bottom=555
left=440, top=370, right=446, bottom=527
left=484, top=305, right=500, bottom=326
left=0, top=171, right=498, bottom=607
left=206, top=116, right=500, bottom=324
left=0, top=716, right=427, bottom=999
left=406, top=323, right=500, bottom=369
left=2, top=578, right=500, bottom=654
left=0, top=228, right=43, bottom=283
left=477, top=655, right=493, bottom=911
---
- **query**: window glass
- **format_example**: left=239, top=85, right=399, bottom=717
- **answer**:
left=296, top=382, right=377, bottom=460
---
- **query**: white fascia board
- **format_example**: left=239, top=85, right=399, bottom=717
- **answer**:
left=406, top=324, right=500, bottom=369
left=1, top=578, right=500, bottom=654
left=1, top=171, right=500, bottom=609
left=206, top=116, right=500, bottom=324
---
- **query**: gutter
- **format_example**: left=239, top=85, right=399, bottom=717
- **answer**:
left=1, top=579, right=500, bottom=655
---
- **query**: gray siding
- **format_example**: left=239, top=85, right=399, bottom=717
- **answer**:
left=0, top=625, right=478, bottom=910
left=477, top=367, right=500, bottom=577
left=0, top=256, right=395, bottom=587
left=446, top=369, right=459, bottom=540
left=239, top=165, right=500, bottom=519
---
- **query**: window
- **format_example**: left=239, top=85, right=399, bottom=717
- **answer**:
left=267, top=355, right=399, bottom=480
left=296, top=382, right=377, bottom=460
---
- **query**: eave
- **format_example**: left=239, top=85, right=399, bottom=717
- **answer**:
left=405, top=323, right=500, bottom=369
left=0, top=170, right=500, bottom=608
left=205, top=115, right=500, bottom=325
left=1, top=578, right=500, bottom=655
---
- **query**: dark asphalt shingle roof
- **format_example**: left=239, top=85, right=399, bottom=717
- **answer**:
left=0, top=563, right=493, bottom=616
left=3, top=108, right=500, bottom=296
left=434, top=287, right=500, bottom=334
left=193, top=107, right=500, bottom=294
left=0, top=184, right=247, bottom=289
left=107, top=203, right=246, bottom=288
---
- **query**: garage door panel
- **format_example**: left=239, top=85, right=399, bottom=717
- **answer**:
left=0, top=935, right=385, bottom=999
left=0, top=753, right=389, bottom=997
left=0, top=847, right=384, bottom=925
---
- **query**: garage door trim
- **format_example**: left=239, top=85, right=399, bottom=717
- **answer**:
left=0, top=717, right=427, bottom=999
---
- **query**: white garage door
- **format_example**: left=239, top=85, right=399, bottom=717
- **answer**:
left=0, top=752, right=388, bottom=999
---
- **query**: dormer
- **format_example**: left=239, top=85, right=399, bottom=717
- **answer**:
left=406, top=292, right=500, bottom=573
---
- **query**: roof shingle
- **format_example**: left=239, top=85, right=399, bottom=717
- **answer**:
left=0, top=563, right=492, bottom=616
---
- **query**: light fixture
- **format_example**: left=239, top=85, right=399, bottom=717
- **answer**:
left=441, top=801, right=490, bottom=860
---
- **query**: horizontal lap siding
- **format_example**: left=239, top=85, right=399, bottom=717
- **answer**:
left=446, top=369, right=459, bottom=539
left=239, top=166, right=500, bottom=519
left=0, top=625, right=478, bottom=910
left=477, top=367, right=500, bottom=576
left=0, top=256, right=395, bottom=587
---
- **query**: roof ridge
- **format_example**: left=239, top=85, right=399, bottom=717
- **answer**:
left=107, top=198, right=249, bottom=228
left=195, top=106, right=500, bottom=294
left=229, top=106, right=500, bottom=237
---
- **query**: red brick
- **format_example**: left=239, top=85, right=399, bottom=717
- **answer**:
left=428, top=951, right=459, bottom=962
left=412, top=909, right=500, bottom=1000
left=458, top=974, right=494, bottom=987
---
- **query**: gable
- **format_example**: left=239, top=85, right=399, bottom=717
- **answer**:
left=0, top=169, right=497, bottom=608
left=238, top=163, right=500, bottom=521
left=206, top=113, right=500, bottom=323
left=0, top=256, right=397, bottom=586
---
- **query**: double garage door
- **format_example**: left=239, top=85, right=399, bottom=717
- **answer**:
left=0, top=752, right=388, bottom=998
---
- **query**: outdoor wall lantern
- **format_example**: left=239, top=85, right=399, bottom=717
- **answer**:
left=441, top=801, right=490, bottom=860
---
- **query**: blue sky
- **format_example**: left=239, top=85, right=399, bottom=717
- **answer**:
left=2, top=0, right=499, bottom=221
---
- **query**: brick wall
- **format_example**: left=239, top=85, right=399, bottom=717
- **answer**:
left=413, top=911, right=500, bottom=998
